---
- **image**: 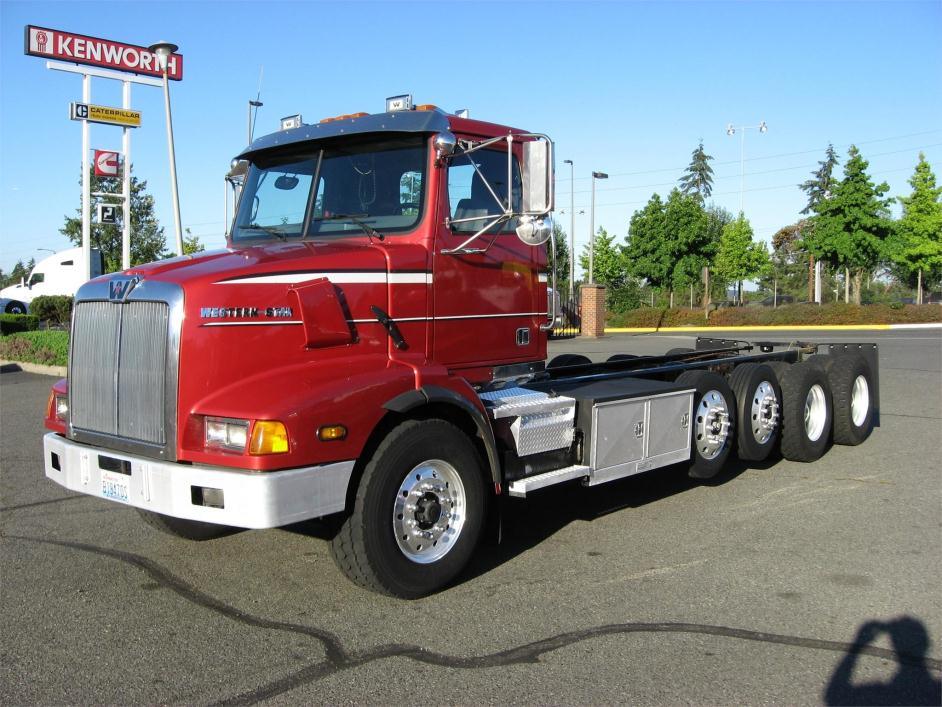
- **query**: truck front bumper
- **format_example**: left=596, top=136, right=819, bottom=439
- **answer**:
left=43, top=433, right=355, bottom=529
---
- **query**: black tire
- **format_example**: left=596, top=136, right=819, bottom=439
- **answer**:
left=828, top=354, right=875, bottom=446
left=547, top=353, right=592, bottom=368
left=137, top=509, right=235, bottom=541
left=779, top=362, right=833, bottom=462
left=675, top=370, right=736, bottom=479
left=607, top=353, right=638, bottom=362
left=765, top=360, right=791, bottom=382
left=5, top=301, right=27, bottom=315
left=330, top=419, right=486, bottom=598
left=666, top=347, right=695, bottom=356
left=728, top=363, right=782, bottom=461
left=804, top=353, right=836, bottom=373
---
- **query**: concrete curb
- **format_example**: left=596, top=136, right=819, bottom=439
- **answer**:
left=0, top=360, right=67, bottom=377
left=604, top=323, right=942, bottom=334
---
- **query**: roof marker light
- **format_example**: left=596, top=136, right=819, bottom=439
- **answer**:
left=280, top=114, right=303, bottom=131
left=386, top=94, right=413, bottom=112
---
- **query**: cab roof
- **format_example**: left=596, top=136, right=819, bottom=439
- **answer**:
left=236, top=108, right=527, bottom=161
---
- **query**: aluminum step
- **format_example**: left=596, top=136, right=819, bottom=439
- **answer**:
left=479, top=386, right=575, bottom=419
left=507, top=465, right=591, bottom=497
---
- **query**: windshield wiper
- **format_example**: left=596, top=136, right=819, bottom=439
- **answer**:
left=315, top=213, right=385, bottom=242
left=244, top=222, right=288, bottom=241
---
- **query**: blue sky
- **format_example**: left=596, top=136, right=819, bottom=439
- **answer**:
left=1, top=1, right=940, bottom=277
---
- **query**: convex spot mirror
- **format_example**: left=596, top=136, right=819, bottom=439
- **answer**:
left=434, top=131, right=457, bottom=164
left=516, top=216, right=552, bottom=246
left=275, top=175, right=300, bottom=190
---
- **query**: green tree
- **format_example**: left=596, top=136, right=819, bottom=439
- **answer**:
left=760, top=221, right=813, bottom=301
left=0, top=259, right=35, bottom=289
left=714, top=214, right=769, bottom=305
left=60, top=164, right=169, bottom=273
left=806, top=145, right=893, bottom=304
left=624, top=193, right=671, bottom=292
left=664, top=189, right=711, bottom=306
left=679, top=141, right=715, bottom=200
left=891, top=153, right=942, bottom=303
left=799, top=143, right=840, bottom=214
left=579, top=227, right=640, bottom=313
left=183, top=228, right=205, bottom=256
left=548, top=221, right=571, bottom=294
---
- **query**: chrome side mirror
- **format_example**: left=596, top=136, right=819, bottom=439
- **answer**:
left=434, top=131, right=457, bottom=165
left=522, top=138, right=553, bottom=214
left=515, top=216, right=551, bottom=246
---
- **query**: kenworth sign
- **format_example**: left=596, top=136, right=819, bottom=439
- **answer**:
left=24, top=26, right=183, bottom=81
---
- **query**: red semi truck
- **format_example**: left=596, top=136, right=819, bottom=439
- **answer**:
left=43, top=101, right=879, bottom=597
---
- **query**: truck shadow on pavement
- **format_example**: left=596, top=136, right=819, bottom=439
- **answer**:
left=824, top=616, right=941, bottom=706
left=284, top=453, right=771, bottom=586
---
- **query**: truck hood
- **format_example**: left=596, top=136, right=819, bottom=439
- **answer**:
left=118, top=240, right=391, bottom=289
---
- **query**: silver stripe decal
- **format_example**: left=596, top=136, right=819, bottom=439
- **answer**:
left=201, top=321, right=303, bottom=327
left=346, top=312, right=548, bottom=324
left=217, top=271, right=432, bottom=285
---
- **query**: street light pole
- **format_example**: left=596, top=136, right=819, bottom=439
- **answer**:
left=725, top=121, right=767, bottom=214
left=563, top=159, right=574, bottom=297
left=589, top=171, right=608, bottom=284
left=149, top=41, right=184, bottom=257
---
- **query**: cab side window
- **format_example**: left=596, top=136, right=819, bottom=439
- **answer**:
left=448, top=149, right=521, bottom=233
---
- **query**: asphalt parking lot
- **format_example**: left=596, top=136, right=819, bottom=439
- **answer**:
left=2, top=329, right=940, bottom=705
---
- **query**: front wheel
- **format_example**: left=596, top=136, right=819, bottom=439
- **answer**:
left=330, top=419, right=486, bottom=598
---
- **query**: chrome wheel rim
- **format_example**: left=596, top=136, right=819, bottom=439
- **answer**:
left=750, top=380, right=779, bottom=445
left=804, top=384, right=827, bottom=442
left=695, top=389, right=731, bottom=460
left=851, top=375, right=870, bottom=427
left=393, top=460, right=465, bottom=564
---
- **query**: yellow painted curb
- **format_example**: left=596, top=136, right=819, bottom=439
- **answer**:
left=605, top=324, right=894, bottom=333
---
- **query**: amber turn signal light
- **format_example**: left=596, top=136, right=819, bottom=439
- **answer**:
left=249, top=420, right=289, bottom=455
left=317, top=425, right=347, bottom=442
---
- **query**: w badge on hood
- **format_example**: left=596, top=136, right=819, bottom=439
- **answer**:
left=109, top=277, right=139, bottom=301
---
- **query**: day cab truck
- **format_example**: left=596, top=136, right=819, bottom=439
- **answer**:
left=42, top=100, right=880, bottom=597
left=1, top=247, right=103, bottom=314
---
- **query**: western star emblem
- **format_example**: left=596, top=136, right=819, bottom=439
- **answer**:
left=200, top=307, right=294, bottom=318
left=109, top=277, right=139, bottom=301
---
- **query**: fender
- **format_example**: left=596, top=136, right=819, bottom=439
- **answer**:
left=384, top=384, right=501, bottom=488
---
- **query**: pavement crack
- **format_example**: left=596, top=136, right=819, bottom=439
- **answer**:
left=0, top=495, right=87, bottom=513
left=6, top=533, right=940, bottom=706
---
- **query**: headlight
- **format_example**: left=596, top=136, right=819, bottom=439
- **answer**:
left=55, top=394, right=68, bottom=421
left=205, top=416, right=249, bottom=452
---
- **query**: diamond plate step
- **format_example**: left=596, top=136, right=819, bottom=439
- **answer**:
left=507, top=465, right=591, bottom=497
left=479, top=386, right=575, bottom=419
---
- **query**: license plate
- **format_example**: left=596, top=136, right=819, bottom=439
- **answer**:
left=101, top=469, right=130, bottom=503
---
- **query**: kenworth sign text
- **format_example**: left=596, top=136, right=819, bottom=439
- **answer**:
left=25, top=26, right=183, bottom=81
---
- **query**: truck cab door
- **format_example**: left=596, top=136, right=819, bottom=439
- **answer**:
left=431, top=144, right=546, bottom=372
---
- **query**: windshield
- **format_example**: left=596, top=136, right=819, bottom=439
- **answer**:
left=232, top=135, right=427, bottom=242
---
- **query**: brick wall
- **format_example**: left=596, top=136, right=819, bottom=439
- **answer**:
left=580, top=284, right=606, bottom=337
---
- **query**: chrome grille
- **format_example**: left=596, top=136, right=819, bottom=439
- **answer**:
left=71, top=300, right=170, bottom=445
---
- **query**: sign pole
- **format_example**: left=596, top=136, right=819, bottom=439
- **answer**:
left=82, top=73, right=91, bottom=281
left=122, top=80, right=131, bottom=270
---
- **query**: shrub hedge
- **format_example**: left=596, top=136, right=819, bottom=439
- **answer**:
left=0, top=330, right=69, bottom=367
left=608, top=303, right=942, bottom=328
left=0, top=314, right=40, bottom=335
left=29, top=295, right=74, bottom=326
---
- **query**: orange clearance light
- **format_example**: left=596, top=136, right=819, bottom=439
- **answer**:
left=415, top=104, right=439, bottom=111
left=249, top=420, right=289, bottom=455
left=317, top=425, right=347, bottom=442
